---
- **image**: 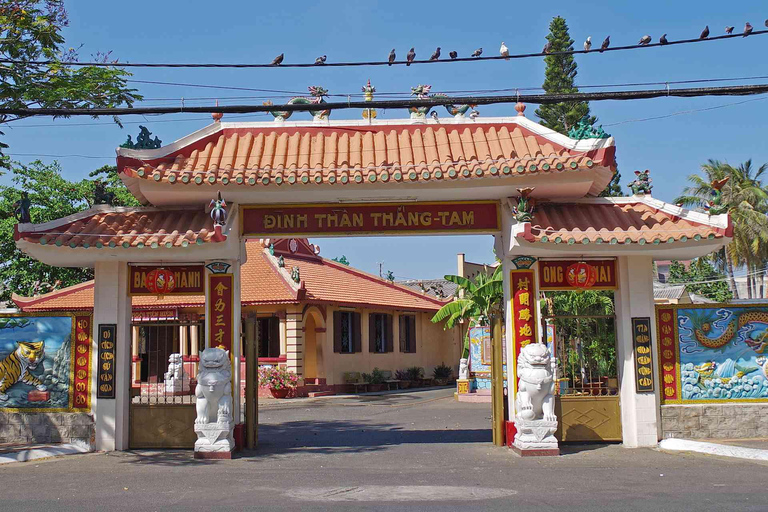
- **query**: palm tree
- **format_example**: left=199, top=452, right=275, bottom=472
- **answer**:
left=431, top=266, right=504, bottom=358
left=675, top=159, right=768, bottom=299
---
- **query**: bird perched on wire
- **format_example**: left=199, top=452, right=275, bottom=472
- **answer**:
left=500, top=42, right=509, bottom=60
left=744, top=22, right=753, bottom=36
left=471, top=48, right=483, bottom=57
left=765, top=19, right=768, bottom=28
left=584, top=36, right=592, bottom=52
left=406, top=47, right=416, bottom=66
left=388, top=49, right=396, bottom=66
left=430, top=47, right=441, bottom=61
left=725, top=26, right=734, bottom=34
left=430, top=111, right=439, bottom=121
left=699, top=26, right=709, bottom=39
left=659, top=34, right=668, bottom=45
left=638, top=35, right=651, bottom=45
left=449, top=50, right=458, bottom=59
left=271, top=53, right=284, bottom=66
left=542, top=40, right=552, bottom=54
left=314, top=55, right=326, bottom=65
left=600, top=36, right=610, bottom=52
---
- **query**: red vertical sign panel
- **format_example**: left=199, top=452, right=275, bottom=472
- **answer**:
left=208, top=274, right=234, bottom=352
left=656, top=307, right=679, bottom=402
left=510, top=270, right=538, bottom=396
left=72, top=315, right=92, bottom=410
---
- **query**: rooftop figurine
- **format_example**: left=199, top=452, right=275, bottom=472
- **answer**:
left=628, top=170, right=653, bottom=195
left=209, top=191, right=227, bottom=226
left=13, top=191, right=31, bottom=224
left=120, top=126, right=162, bottom=150
left=567, top=115, right=609, bottom=140
left=512, top=187, right=536, bottom=223
left=362, top=79, right=377, bottom=119
left=291, top=266, right=301, bottom=284
left=93, top=180, right=115, bottom=206
left=705, top=177, right=730, bottom=215
left=409, top=85, right=433, bottom=119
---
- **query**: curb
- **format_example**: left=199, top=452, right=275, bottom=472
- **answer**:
left=659, top=438, right=768, bottom=461
left=0, top=441, right=91, bottom=465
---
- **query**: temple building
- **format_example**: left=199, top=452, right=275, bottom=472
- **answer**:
left=7, top=89, right=735, bottom=453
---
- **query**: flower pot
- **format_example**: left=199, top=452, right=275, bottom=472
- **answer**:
left=270, top=387, right=291, bottom=399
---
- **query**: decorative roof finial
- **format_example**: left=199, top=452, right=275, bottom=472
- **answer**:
left=627, top=170, right=653, bottom=196
left=362, top=79, right=377, bottom=120
left=512, top=187, right=536, bottom=222
left=211, top=100, right=223, bottom=122
left=515, top=102, right=526, bottom=117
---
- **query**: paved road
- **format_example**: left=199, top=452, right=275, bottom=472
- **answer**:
left=2, top=388, right=766, bottom=511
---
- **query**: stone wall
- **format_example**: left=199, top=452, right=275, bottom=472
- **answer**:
left=661, top=404, right=768, bottom=439
left=0, top=412, right=93, bottom=446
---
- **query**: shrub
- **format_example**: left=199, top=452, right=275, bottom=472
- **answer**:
left=395, top=369, right=410, bottom=381
left=405, top=366, right=425, bottom=381
left=258, top=366, right=299, bottom=390
left=362, top=367, right=386, bottom=384
left=433, top=362, right=453, bottom=380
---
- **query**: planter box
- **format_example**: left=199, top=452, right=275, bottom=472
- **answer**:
left=270, top=387, right=291, bottom=399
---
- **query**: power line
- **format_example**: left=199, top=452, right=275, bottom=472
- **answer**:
left=3, top=29, right=766, bottom=69
left=2, top=84, right=768, bottom=117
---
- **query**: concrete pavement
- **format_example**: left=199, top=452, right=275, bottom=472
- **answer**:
left=1, top=388, right=766, bottom=511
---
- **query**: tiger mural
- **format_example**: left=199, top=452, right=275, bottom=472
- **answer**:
left=0, top=341, right=46, bottom=402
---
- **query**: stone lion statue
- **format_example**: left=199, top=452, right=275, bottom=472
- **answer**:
left=194, top=348, right=232, bottom=425
left=458, top=358, right=469, bottom=380
left=516, top=342, right=556, bottom=422
left=164, top=353, right=184, bottom=382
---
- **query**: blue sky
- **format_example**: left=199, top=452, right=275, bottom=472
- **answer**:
left=3, top=1, right=767, bottom=279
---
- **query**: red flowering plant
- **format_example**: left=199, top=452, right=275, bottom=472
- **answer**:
left=258, top=366, right=299, bottom=390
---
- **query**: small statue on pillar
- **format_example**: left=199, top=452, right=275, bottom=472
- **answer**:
left=193, top=347, right=235, bottom=458
left=512, top=187, right=536, bottom=222
left=164, top=353, right=190, bottom=394
left=512, top=342, right=559, bottom=456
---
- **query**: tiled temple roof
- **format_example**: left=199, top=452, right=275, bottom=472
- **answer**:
left=116, top=118, right=615, bottom=189
left=526, top=198, right=731, bottom=245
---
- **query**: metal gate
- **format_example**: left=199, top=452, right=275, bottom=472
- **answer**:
left=129, top=321, right=200, bottom=449
left=543, top=313, right=622, bottom=442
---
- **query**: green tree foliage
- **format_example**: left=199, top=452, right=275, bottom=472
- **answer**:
left=0, top=1, right=141, bottom=168
left=535, top=16, right=621, bottom=196
left=675, top=159, right=768, bottom=299
left=667, top=260, right=732, bottom=303
left=535, top=16, right=593, bottom=134
left=431, top=267, right=503, bottom=358
left=0, top=160, right=138, bottom=302
left=88, top=165, right=141, bottom=207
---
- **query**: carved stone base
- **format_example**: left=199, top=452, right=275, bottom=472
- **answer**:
left=512, top=417, right=559, bottom=456
left=194, top=421, right=234, bottom=459
left=165, top=378, right=190, bottom=394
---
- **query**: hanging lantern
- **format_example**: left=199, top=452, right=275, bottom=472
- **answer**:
left=145, top=268, right=176, bottom=297
left=566, top=261, right=597, bottom=289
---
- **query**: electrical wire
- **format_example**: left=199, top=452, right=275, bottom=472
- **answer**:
left=2, top=29, right=766, bottom=69
left=2, top=83, right=768, bottom=117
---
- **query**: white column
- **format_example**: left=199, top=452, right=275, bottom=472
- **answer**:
left=285, top=307, right=304, bottom=378
left=614, top=255, right=660, bottom=447
left=190, top=325, right=199, bottom=356
left=92, top=261, right=132, bottom=451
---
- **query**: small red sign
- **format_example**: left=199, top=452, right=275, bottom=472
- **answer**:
left=538, top=259, right=617, bottom=290
left=129, top=265, right=204, bottom=295
left=242, top=201, right=500, bottom=237
left=510, top=270, right=538, bottom=396
left=207, top=274, right=234, bottom=352
left=72, top=315, right=92, bottom=410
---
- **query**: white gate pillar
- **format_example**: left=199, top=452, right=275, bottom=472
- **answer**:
left=614, top=255, right=660, bottom=447
left=92, top=261, right=132, bottom=451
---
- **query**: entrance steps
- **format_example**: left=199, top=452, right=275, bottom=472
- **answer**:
left=307, top=390, right=335, bottom=398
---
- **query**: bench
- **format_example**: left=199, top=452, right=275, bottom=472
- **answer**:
left=342, top=372, right=368, bottom=393
left=380, top=370, right=401, bottom=391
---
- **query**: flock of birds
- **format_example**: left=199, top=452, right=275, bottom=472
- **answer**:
left=267, top=20, right=767, bottom=66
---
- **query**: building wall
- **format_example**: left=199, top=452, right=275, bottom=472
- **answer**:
left=660, top=404, right=768, bottom=439
left=0, top=412, right=93, bottom=446
left=321, top=306, right=461, bottom=386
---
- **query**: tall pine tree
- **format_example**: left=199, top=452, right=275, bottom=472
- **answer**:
left=535, top=16, right=622, bottom=196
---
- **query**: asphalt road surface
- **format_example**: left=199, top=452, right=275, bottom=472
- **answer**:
left=2, top=388, right=766, bottom=511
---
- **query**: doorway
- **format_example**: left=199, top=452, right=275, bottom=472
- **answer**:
left=541, top=290, right=622, bottom=442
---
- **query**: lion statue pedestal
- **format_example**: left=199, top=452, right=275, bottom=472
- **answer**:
left=164, top=353, right=190, bottom=394
left=193, top=348, right=235, bottom=459
left=512, top=342, right=559, bottom=456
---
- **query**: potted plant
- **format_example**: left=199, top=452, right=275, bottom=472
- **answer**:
left=258, top=366, right=298, bottom=398
left=395, top=369, right=411, bottom=389
left=405, top=366, right=425, bottom=387
left=362, top=367, right=386, bottom=392
left=432, top=362, right=453, bottom=386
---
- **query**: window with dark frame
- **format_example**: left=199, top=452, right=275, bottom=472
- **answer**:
left=399, top=314, right=417, bottom=353
left=334, top=311, right=362, bottom=353
left=372, top=314, right=387, bottom=353
left=340, top=311, right=354, bottom=353
left=257, top=317, right=281, bottom=358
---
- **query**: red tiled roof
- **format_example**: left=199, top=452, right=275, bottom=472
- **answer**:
left=117, top=119, right=615, bottom=188
left=14, top=240, right=445, bottom=312
left=14, top=206, right=225, bottom=249
left=527, top=199, right=730, bottom=245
